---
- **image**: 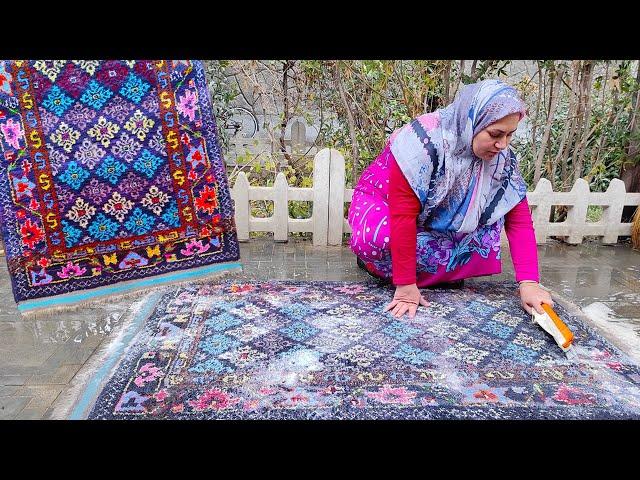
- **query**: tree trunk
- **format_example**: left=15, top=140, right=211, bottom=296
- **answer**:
left=621, top=161, right=640, bottom=223
left=531, top=61, right=543, bottom=170
left=534, top=64, right=563, bottom=184
left=573, top=61, right=595, bottom=183
left=625, top=60, right=640, bottom=160
left=587, top=61, right=611, bottom=176
left=621, top=163, right=640, bottom=192
left=470, top=60, right=478, bottom=81
left=621, top=60, right=640, bottom=222
left=279, top=60, right=294, bottom=164
left=557, top=61, right=581, bottom=189
left=567, top=61, right=587, bottom=181
left=443, top=60, right=452, bottom=105
left=334, top=61, right=360, bottom=184
left=551, top=63, right=577, bottom=184
left=453, top=60, right=465, bottom=98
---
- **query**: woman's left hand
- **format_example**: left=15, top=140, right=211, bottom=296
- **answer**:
left=519, top=282, right=554, bottom=315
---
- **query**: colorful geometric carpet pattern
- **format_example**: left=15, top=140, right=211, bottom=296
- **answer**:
left=0, top=60, right=240, bottom=312
left=82, top=281, right=640, bottom=419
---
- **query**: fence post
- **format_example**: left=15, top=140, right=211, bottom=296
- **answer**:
left=231, top=172, right=250, bottom=242
left=312, top=149, right=331, bottom=246
left=528, top=178, right=553, bottom=245
left=565, top=179, right=590, bottom=244
left=273, top=172, right=289, bottom=242
left=602, top=179, right=627, bottom=244
left=327, top=149, right=346, bottom=246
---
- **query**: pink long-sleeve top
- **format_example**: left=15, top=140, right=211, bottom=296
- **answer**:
left=389, top=156, right=539, bottom=285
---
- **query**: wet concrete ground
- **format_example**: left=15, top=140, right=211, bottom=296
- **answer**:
left=0, top=237, right=638, bottom=419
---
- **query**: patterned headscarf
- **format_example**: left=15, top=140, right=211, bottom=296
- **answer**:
left=389, top=79, right=528, bottom=233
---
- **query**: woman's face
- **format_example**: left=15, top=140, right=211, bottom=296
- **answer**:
left=472, top=113, right=521, bottom=161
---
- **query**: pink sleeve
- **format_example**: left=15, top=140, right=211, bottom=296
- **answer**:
left=504, top=197, right=540, bottom=283
left=389, top=155, right=422, bottom=285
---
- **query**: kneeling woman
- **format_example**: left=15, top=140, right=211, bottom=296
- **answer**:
left=348, top=79, right=553, bottom=320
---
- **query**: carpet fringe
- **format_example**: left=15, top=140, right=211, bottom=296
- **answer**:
left=18, top=264, right=243, bottom=320
left=49, top=293, right=158, bottom=420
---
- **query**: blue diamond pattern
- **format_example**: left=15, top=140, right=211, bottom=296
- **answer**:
left=119, top=73, right=151, bottom=104
left=501, top=343, right=539, bottom=365
left=95, top=156, right=128, bottom=185
left=205, top=312, right=243, bottom=332
left=481, top=320, right=514, bottom=339
left=393, top=344, right=434, bottom=366
left=87, top=213, right=120, bottom=241
left=80, top=80, right=114, bottom=110
left=383, top=321, right=421, bottom=342
left=467, top=301, right=498, bottom=316
left=278, top=303, right=315, bottom=321
left=189, top=358, right=231, bottom=375
left=61, top=219, right=83, bottom=248
left=57, top=161, right=90, bottom=191
left=124, top=208, right=156, bottom=235
left=42, top=86, right=74, bottom=116
left=160, top=200, right=180, bottom=228
left=280, top=321, right=319, bottom=342
left=201, top=334, right=241, bottom=356
left=132, top=149, right=163, bottom=179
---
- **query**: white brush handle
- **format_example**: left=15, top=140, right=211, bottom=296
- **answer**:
left=532, top=311, right=572, bottom=352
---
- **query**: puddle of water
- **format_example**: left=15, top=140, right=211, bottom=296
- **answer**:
left=24, top=309, right=127, bottom=344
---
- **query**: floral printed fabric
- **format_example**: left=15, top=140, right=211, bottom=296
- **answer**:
left=363, top=219, right=504, bottom=281
left=0, top=60, right=239, bottom=308
left=348, top=143, right=504, bottom=285
left=86, top=281, right=640, bottom=419
left=389, top=80, right=528, bottom=234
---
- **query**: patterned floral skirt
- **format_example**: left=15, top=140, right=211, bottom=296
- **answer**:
left=348, top=144, right=504, bottom=288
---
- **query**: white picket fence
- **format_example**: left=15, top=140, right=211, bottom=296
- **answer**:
left=231, top=148, right=640, bottom=246
left=231, top=149, right=338, bottom=245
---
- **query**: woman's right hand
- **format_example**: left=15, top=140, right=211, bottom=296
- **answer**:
left=384, top=283, right=430, bottom=319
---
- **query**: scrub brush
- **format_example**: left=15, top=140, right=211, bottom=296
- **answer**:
left=532, top=303, right=574, bottom=353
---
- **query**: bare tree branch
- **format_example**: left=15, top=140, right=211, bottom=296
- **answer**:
left=334, top=61, right=360, bottom=184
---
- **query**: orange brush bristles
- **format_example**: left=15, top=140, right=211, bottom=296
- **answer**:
left=541, top=303, right=574, bottom=349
